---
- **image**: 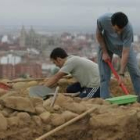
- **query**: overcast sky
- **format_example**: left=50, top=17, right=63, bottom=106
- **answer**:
left=0, top=0, right=139, bottom=31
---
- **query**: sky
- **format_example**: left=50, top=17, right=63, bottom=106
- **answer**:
left=0, top=0, right=139, bottom=32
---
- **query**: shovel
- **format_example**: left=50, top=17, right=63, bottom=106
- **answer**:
left=29, top=85, right=54, bottom=100
left=106, top=60, right=129, bottom=94
left=7, top=78, right=46, bottom=83
left=0, top=78, right=46, bottom=91
left=105, top=60, right=137, bottom=105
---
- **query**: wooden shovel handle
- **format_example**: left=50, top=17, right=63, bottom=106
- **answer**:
left=7, top=78, right=46, bottom=83
left=50, top=86, right=59, bottom=107
left=0, top=82, right=12, bottom=90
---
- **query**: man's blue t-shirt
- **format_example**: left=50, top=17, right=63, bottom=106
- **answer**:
left=97, top=13, right=133, bottom=56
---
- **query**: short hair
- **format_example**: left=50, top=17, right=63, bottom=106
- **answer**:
left=50, top=47, right=68, bottom=60
left=111, top=12, right=128, bottom=29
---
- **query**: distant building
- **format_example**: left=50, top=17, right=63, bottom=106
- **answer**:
left=0, top=64, right=15, bottom=79
left=19, top=26, right=27, bottom=47
left=19, top=26, right=60, bottom=50
left=15, top=63, right=42, bottom=78
left=19, top=26, right=41, bottom=48
left=0, top=63, right=42, bottom=79
left=1, top=35, right=9, bottom=43
left=0, top=54, right=21, bottom=65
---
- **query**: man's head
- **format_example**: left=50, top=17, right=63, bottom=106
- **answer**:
left=50, top=47, right=68, bottom=68
left=111, top=12, right=128, bottom=34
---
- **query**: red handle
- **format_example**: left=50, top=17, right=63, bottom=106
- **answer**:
left=106, top=60, right=129, bottom=95
left=0, top=82, right=12, bottom=90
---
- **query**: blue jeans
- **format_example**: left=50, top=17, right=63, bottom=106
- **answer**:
left=98, top=47, right=140, bottom=99
left=66, top=82, right=100, bottom=98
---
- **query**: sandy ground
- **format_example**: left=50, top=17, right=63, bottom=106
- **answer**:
left=0, top=77, right=139, bottom=140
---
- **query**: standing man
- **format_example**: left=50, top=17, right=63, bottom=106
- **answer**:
left=44, top=47, right=100, bottom=98
left=96, top=12, right=140, bottom=99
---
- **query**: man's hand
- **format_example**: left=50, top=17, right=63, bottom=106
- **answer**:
left=102, top=52, right=111, bottom=62
left=63, top=74, right=72, bottom=79
left=39, top=78, right=49, bottom=86
left=118, top=75, right=125, bottom=86
left=41, top=72, right=66, bottom=88
left=43, top=78, right=48, bottom=82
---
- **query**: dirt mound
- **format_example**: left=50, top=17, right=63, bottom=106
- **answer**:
left=110, top=76, right=134, bottom=96
left=0, top=93, right=140, bottom=140
left=0, top=77, right=139, bottom=140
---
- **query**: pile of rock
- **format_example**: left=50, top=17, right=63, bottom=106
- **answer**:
left=0, top=77, right=138, bottom=140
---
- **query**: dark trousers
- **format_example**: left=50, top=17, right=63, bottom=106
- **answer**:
left=66, top=82, right=100, bottom=98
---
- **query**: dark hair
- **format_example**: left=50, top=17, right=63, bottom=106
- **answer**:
left=50, top=47, right=68, bottom=60
left=111, top=12, right=128, bottom=29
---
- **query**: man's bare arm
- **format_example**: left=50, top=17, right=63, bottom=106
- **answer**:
left=96, top=28, right=111, bottom=61
left=120, top=47, right=130, bottom=74
left=44, top=72, right=66, bottom=87
left=96, top=27, right=107, bottom=53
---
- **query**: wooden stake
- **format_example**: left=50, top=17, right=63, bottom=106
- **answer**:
left=7, top=78, right=46, bottom=83
left=50, top=86, right=59, bottom=107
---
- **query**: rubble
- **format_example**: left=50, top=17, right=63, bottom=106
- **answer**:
left=0, top=77, right=139, bottom=140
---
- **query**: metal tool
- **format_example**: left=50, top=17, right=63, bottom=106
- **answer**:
left=29, top=85, right=54, bottom=100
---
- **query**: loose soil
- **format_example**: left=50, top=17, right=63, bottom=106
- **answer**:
left=0, top=77, right=139, bottom=140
